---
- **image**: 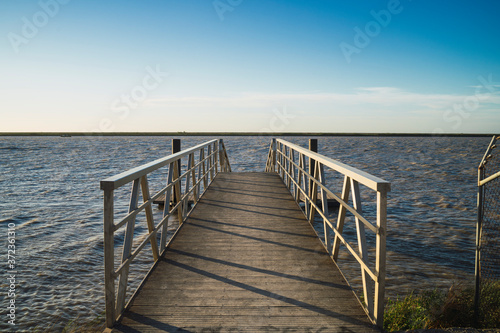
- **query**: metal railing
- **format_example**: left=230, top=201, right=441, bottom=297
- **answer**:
left=100, top=139, right=231, bottom=328
left=265, top=138, right=390, bottom=327
left=475, top=135, right=500, bottom=320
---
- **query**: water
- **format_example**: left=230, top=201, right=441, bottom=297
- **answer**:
left=0, top=135, right=491, bottom=331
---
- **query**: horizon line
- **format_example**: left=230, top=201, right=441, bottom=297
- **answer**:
left=0, top=132, right=495, bottom=137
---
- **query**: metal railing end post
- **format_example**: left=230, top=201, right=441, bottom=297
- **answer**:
left=103, top=188, right=116, bottom=328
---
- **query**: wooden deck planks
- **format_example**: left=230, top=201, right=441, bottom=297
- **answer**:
left=112, top=172, right=379, bottom=333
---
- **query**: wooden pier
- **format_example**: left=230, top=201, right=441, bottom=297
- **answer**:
left=101, top=139, right=390, bottom=332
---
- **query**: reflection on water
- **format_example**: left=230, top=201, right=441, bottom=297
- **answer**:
left=0, top=135, right=489, bottom=331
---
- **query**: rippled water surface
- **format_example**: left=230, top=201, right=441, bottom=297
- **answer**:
left=0, top=135, right=491, bottom=331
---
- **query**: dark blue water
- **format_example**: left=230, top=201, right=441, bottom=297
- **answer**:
left=0, top=135, right=490, bottom=331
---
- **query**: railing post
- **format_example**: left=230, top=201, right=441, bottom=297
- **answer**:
left=286, top=147, right=292, bottom=189
left=161, top=163, right=175, bottom=252
left=212, top=141, right=218, bottom=174
left=218, top=140, right=225, bottom=172
left=141, top=175, right=160, bottom=260
left=308, top=161, right=319, bottom=222
left=208, top=144, right=214, bottom=182
left=318, top=164, right=332, bottom=255
left=200, top=148, right=207, bottom=190
left=172, top=139, right=181, bottom=205
left=308, top=139, right=318, bottom=198
left=190, top=153, right=198, bottom=200
left=374, top=189, right=387, bottom=328
left=116, top=179, right=140, bottom=315
left=215, top=141, right=219, bottom=174
left=300, top=153, right=310, bottom=217
left=289, top=149, right=295, bottom=193
left=474, top=166, right=484, bottom=325
left=352, top=179, right=374, bottom=318
left=333, top=175, right=351, bottom=261
left=173, top=158, right=184, bottom=223
left=184, top=154, right=194, bottom=217
left=279, top=142, right=285, bottom=179
left=103, top=187, right=116, bottom=328
left=171, top=140, right=184, bottom=223
left=272, top=138, right=276, bottom=172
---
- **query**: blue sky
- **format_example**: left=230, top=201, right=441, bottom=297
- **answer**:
left=1, top=0, right=499, bottom=133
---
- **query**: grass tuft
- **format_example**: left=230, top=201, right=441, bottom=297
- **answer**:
left=61, top=311, right=106, bottom=332
left=384, top=281, right=500, bottom=331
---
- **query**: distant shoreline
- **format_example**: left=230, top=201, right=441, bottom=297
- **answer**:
left=0, top=132, right=495, bottom=137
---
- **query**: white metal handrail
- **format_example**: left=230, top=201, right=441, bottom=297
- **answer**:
left=101, top=139, right=231, bottom=328
left=265, top=138, right=390, bottom=328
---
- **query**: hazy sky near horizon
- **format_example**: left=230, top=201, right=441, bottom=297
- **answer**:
left=1, top=0, right=499, bottom=133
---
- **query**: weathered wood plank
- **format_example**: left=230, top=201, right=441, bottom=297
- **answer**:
left=111, top=172, right=379, bottom=332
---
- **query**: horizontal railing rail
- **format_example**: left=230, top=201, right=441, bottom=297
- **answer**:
left=101, top=139, right=231, bottom=328
left=265, top=138, right=390, bottom=328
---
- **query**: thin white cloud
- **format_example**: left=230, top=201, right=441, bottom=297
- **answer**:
left=145, top=87, right=500, bottom=113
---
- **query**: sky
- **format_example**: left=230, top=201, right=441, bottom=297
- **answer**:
left=1, top=0, right=499, bottom=133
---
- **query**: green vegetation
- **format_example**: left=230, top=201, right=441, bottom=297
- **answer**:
left=384, top=281, right=500, bottom=331
left=60, top=312, right=105, bottom=333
